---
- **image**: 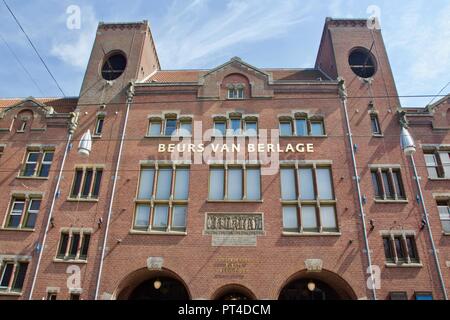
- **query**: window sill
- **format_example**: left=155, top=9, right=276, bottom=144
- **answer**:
left=385, top=262, right=422, bottom=268
left=282, top=231, right=341, bottom=237
left=428, top=177, right=450, bottom=181
left=66, top=198, right=99, bottom=203
left=280, top=135, right=328, bottom=138
left=374, top=199, right=408, bottom=204
left=129, top=229, right=187, bottom=236
left=92, top=135, right=102, bottom=139
left=0, top=291, right=22, bottom=297
left=53, top=258, right=88, bottom=264
left=16, top=176, right=49, bottom=180
left=0, top=227, right=35, bottom=232
left=443, top=232, right=450, bottom=236
left=207, top=200, right=263, bottom=203
left=144, top=135, right=193, bottom=139
left=372, top=134, right=384, bottom=138
left=210, top=134, right=259, bottom=138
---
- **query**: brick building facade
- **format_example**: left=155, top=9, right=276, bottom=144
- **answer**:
left=0, top=18, right=449, bottom=300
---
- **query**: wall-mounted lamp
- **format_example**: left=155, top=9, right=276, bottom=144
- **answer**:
left=369, top=219, right=375, bottom=231
left=98, top=217, right=103, bottom=229
left=50, top=217, right=55, bottom=228
left=78, top=129, right=92, bottom=157
left=353, top=144, right=358, bottom=153
left=307, top=281, right=316, bottom=292
left=400, top=127, right=416, bottom=156
left=154, top=279, right=162, bottom=290
left=362, top=195, right=367, bottom=204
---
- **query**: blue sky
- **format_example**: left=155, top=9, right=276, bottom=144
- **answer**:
left=0, top=0, right=449, bottom=107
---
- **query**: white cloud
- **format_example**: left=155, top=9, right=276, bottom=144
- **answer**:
left=155, top=0, right=313, bottom=68
left=50, top=6, right=97, bottom=69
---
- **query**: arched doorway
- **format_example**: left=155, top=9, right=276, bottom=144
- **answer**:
left=278, top=269, right=356, bottom=300
left=115, top=268, right=190, bottom=300
left=213, top=284, right=256, bottom=300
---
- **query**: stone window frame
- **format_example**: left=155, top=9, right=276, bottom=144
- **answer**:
left=369, top=111, right=382, bottom=136
left=212, top=113, right=259, bottom=137
left=279, top=160, right=339, bottom=235
left=146, top=113, right=193, bottom=138
left=68, top=165, right=104, bottom=202
left=1, top=193, right=43, bottom=231
left=18, top=145, right=55, bottom=179
left=226, top=83, right=245, bottom=100
left=422, top=145, right=450, bottom=180
left=381, top=230, right=421, bottom=267
left=0, top=255, right=31, bottom=296
left=433, top=193, right=450, bottom=235
left=46, top=287, right=60, bottom=300
left=278, top=112, right=326, bottom=137
left=389, top=291, right=408, bottom=300
left=369, top=164, right=407, bottom=203
left=54, top=228, right=92, bottom=263
left=93, top=112, right=106, bottom=137
left=132, top=161, right=190, bottom=235
left=207, top=161, right=262, bottom=203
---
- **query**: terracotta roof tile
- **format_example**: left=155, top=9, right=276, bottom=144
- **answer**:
left=144, top=69, right=330, bottom=84
left=0, top=97, right=78, bottom=111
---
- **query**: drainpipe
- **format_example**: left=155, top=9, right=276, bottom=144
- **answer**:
left=338, top=77, right=377, bottom=300
left=94, top=83, right=134, bottom=300
left=28, top=111, right=79, bottom=299
left=400, top=125, right=448, bottom=300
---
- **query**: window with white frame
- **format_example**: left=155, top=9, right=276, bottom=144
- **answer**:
left=280, top=165, right=337, bottom=233
left=4, top=196, right=41, bottom=229
left=94, top=115, right=105, bottom=136
left=371, top=167, right=406, bottom=200
left=208, top=165, right=261, bottom=201
left=227, top=84, right=244, bottom=99
left=424, top=149, right=450, bottom=179
left=147, top=116, right=192, bottom=137
left=21, top=148, right=54, bottom=178
left=0, top=260, right=29, bottom=293
left=56, top=230, right=91, bottom=261
left=134, top=165, right=190, bottom=232
left=278, top=116, right=325, bottom=137
left=437, top=200, right=450, bottom=233
left=213, top=115, right=258, bottom=136
left=70, top=166, right=103, bottom=200
left=370, top=113, right=382, bottom=135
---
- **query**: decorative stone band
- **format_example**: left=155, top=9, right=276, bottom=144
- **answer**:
left=204, top=213, right=264, bottom=236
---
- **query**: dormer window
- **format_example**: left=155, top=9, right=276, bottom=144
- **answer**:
left=227, top=84, right=245, bottom=99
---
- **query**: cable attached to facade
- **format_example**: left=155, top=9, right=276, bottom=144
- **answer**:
left=338, top=77, right=377, bottom=300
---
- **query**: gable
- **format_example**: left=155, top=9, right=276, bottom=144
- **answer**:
left=198, top=57, right=273, bottom=99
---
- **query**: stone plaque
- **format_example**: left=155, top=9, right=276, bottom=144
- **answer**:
left=305, top=259, right=323, bottom=272
left=212, top=234, right=257, bottom=247
left=147, top=257, right=164, bottom=270
left=217, top=258, right=249, bottom=274
left=204, top=213, right=264, bottom=235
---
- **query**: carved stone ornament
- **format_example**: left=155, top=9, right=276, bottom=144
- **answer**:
left=304, top=259, right=323, bottom=272
left=147, top=257, right=164, bottom=270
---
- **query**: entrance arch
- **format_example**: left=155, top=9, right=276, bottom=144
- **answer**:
left=115, top=268, right=190, bottom=300
left=212, top=284, right=256, bottom=300
left=278, top=269, right=357, bottom=300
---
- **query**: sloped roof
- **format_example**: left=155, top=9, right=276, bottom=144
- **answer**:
left=0, top=97, right=78, bottom=112
left=142, top=68, right=330, bottom=84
